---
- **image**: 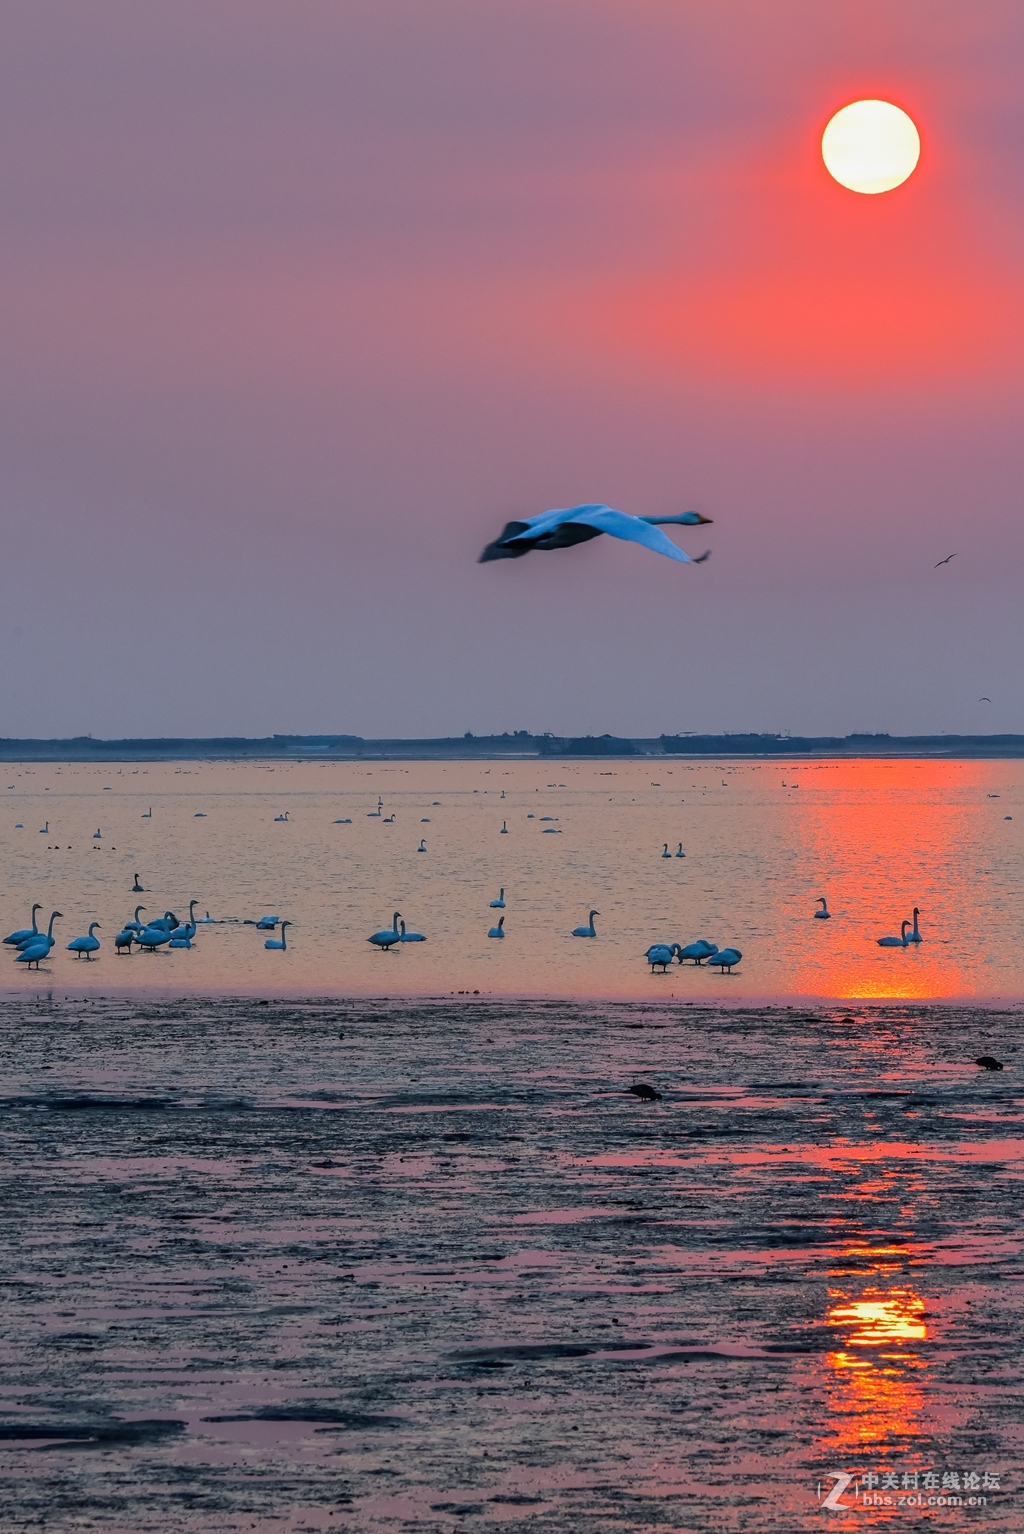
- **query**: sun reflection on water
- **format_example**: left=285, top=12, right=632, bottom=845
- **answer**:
left=825, top=1285, right=929, bottom=1450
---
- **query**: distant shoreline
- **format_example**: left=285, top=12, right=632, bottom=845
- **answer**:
left=2, top=731, right=1024, bottom=762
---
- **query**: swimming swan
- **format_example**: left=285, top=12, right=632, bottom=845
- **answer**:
left=572, top=910, right=600, bottom=938
left=907, top=907, right=922, bottom=943
left=264, top=920, right=291, bottom=950
left=488, top=916, right=506, bottom=939
left=489, top=889, right=506, bottom=908
left=814, top=898, right=831, bottom=920
left=399, top=919, right=426, bottom=942
left=877, top=921, right=911, bottom=948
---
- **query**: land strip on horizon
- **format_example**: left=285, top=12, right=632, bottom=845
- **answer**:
left=2, top=732, right=1024, bottom=762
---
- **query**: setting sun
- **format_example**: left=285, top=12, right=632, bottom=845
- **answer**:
left=822, top=99, right=921, bottom=193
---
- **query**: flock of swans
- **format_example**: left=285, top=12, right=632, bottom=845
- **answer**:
left=2, top=885, right=925, bottom=975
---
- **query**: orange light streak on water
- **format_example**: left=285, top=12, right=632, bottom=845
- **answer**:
left=825, top=1284, right=929, bottom=1452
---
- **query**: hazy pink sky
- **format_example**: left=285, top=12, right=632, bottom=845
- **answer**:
left=1, top=1, right=1023, bottom=739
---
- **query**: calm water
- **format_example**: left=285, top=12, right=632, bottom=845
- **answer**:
left=0, top=996, right=1020, bottom=1530
left=2, top=757, right=1023, bottom=1001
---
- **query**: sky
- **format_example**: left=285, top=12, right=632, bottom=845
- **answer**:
left=1, top=0, right=1023, bottom=741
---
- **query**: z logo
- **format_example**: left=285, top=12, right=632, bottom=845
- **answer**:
left=821, top=1472, right=854, bottom=1510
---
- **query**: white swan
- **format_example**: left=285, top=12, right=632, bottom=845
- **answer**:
left=3, top=903, right=42, bottom=946
left=368, top=912, right=403, bottom=950
left=399, top=919, right=426, bottom=942
left=877, top=921, right=911, bottom=948
left=480, top=504, right=712, bottom=563
left=488, top=916, right=505, bottom=939
left=675, top=843, right=685, bottom=857
left=676, top=940, right=718, bottom=964
left=489, top=889, right=505, bottom=908
left=572, top=910, right=600, bottom=938
left=125, top=906, right=148, bottom=935
left=645, top=943, right=675, bottom=972
left=500, top=820, right=508, bottom=833
left=907, top=907, right=922, bottom=943
left=814, top=898, right=831, bottom=920
left=264, top=920, right=291, bottom=950
left=67, top=922, right=101, bottom=959
left=15, top=911, right=62, bottom=968
left=417, top=839, right=426, bottom=852
left=708, top=947, right=742, bottom=972
left=661, top=844, right=671, bottom=858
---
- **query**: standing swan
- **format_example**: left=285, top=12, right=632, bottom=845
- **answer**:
left=676, top=940, right=718, bottom=964
left=488, top=916, right=506, bottom=939
left=708, top=947, right=742, bottom=972
left=368, top=913, right=403, bottom=951
left=645, top=943, right=675, bottom=972
left=907, top=907, right=922, bottom=943
left=572, top=910, right=600, bottom=938
left=877, top=921, right=911, bottom=948
left=264, top=921, right=291, bottom=950
left=490, top=889, right=506, bottom=908
left=15, top=911, right=62, bottom=968
left=67, top=923, right=101, bottom=959
left=3, top=903, right=42, bottom=946
left=814, top=898, right=831, bottom=920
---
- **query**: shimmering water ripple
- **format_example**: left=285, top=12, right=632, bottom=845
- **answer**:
left=0, top=996, right=1020, bottom=1530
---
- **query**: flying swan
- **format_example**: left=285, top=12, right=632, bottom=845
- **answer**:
left=479, top=504, right=712, bottom=563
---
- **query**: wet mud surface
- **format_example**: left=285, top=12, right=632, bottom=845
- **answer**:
left=0, top=996, right=1021, bottom=1530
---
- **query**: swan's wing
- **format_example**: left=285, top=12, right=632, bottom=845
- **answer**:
left=570, top=505, right=701, bottom=562
left=502, top=503, right=609, bottom=540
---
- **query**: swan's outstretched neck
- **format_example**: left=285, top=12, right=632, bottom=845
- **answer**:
left=640, top=511, right=713, bottom=526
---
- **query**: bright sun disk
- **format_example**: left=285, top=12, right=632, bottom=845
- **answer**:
left=821, top=99, right=920, bottom=194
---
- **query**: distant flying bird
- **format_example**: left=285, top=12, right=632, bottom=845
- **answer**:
left=479, top=504, right=712, bottom=563
left=934, top=554, right=956, bottom=567
left=980, top=696, right=992, bottom=702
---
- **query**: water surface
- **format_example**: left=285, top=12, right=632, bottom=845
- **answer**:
left=2, top=757, right=1022, bottom=1000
